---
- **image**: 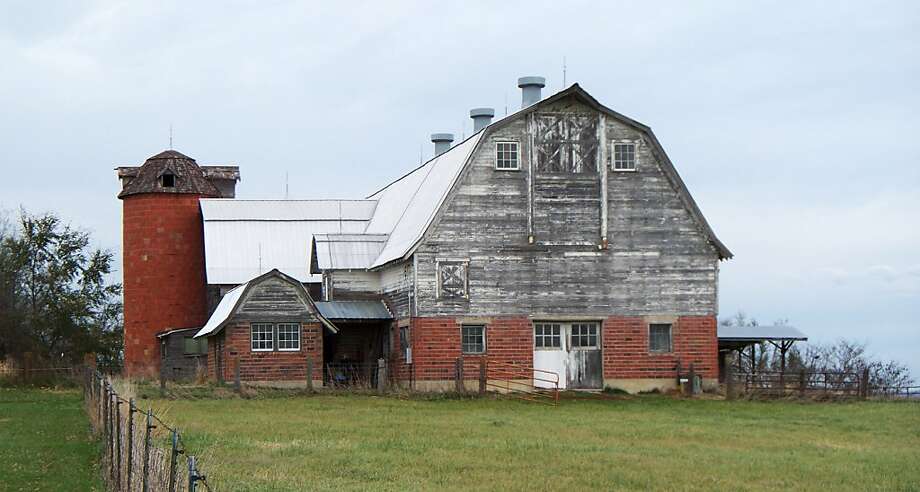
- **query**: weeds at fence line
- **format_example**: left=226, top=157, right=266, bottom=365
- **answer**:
left=84, top=369, right=215, bottom=491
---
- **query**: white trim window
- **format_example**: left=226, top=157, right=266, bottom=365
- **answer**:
left=251, top=323, right=274, bottom=351
left=495, top=141, right=520, bottom=170
left=277, top=323, right=301, bottom=351
left=612, top=141, right=637, bottom=171
left=534, top=323, right=562, bottom=349
left=570, top=323, right=599, bottom=349
left=461, top=325, right=486, bottom=354
left=649, top=323, right=673, bottom=353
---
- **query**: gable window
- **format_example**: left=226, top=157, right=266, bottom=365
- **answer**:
left=534, top=323, right=562, bottom=349
left=570, top=323, right=599, bottom=349
left=649, top=323, right=672, bottom=353
left=495, top=142, right=519, bottom=170
left=160, top=171, right=176, bottom=188
left=613, top=142, right=636, bottom=171
left=461, top=325, right=486, bottom=354
left=251, top=323, right=274, bottom=351
left=277, top=323, right=301, bottom=351
left=438, top=261, right=468, bottom=299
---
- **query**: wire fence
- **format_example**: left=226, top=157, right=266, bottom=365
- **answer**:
left=84, top=369, right=215, bottom=491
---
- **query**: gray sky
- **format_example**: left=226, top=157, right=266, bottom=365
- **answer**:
left=2, top=1, right=918, bottom=373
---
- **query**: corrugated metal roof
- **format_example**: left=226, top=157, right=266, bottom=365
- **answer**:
left=314, top=300, right=392, bottom=320
left=201, top=200, right=375, bottom=284
left=366, top=131, right=484, bottom=268
left=313, top=233, right=388, bottom=270
left=717, top=325, right=807, bottom=341
left=195, top=282, right=247, bottom=338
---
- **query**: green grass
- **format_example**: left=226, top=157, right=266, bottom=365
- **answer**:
left=144, top=393, right=920, bottom=491
left=0, top=387, right=101, bottom=491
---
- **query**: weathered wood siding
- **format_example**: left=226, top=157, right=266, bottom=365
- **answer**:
left=380, top=262, right=413, bottom=318
left=233, top=277, right=319, bottom=322
left=413, top=95, right=719, bottom=317
left=327, top=271, right=381, bottom=299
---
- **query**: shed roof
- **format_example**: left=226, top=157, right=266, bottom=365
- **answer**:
left=314, top=300, right=392, bottom=320
left=200, top=199, right=376, bottom=284
left=717, top=325, right=808, bottom=341
left=312, top=233, right=388, bottom=271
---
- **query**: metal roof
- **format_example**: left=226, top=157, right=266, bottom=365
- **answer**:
left=314, top=300, right=392, bottom=320
left=717, top=325, right=808, bottom=341
left=200, top=200, right=375, bottom=284
left=195, top=282, right=247, bottom=338
left=313, top=233, right=388, bottom=270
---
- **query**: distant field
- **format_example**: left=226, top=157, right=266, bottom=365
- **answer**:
left=146, top=393, right=920, bottom=491
left=0, top=388, right=100, bottom=491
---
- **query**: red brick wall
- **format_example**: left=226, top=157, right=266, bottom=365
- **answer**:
left=602, top=315, right=717, bottom=379
left=215, top=322, right=322, bottom=382
left=122, top=193, right=210, bottom=376
left=399, top=315, right=717, bottom=384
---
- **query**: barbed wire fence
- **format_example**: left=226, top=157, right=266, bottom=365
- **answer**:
left=84, top=369, right=215, bottom=491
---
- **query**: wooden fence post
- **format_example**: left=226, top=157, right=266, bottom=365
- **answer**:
left=377, top=358, right=387, bottom=393
left=115, top=398, right=122, bottom=489
left=725, top=356, right=735, bottom=400
left=234, top=359, right=241, bottom=393
left=168, top=429, right=180, bottom=492
left=675, top=360, right=683, bottom=391
left=688, top=363, right=697, bottom=396
left=479, top=359, right=487, bottom=394
left=306, top=356, right=314, bottom=392
left=127, top=398, right=135, bottom=490
left=799, top=370, right=807, bottom=398
left=455, top=357, right=464, bottom=393
left=22, top=352, right=32, bottom=383
left=142, top=409, right=154, bottom=492
left=861, top=367, right=870, bottom=400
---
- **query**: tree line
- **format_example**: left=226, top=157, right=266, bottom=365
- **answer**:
left=0, top=210, right=122, bottom=367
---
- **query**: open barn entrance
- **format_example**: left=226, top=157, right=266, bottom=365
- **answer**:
left=314, top=300, right=393, bottom=389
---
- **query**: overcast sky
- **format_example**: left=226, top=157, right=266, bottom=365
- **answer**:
left=2, top=1, right=917, bottom=373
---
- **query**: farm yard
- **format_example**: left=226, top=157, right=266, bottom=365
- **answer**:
left=0, top=387, right=100, bottom=491
left=138, top=392, right=920, bottom=491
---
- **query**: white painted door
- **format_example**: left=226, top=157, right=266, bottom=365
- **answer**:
left=533, top=322, right=567, bottom=389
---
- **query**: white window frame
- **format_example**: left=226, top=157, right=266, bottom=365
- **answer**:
left=251, top=323, right=274, bottom=352
left=495, top=141, right=520, bottom=171
left=534, top=323, right=563, bottom=350
left=611, top=140, right=639, bottom=172
left=276, top=323, right=301, bottom=351
left=649, top=323, right=673, bottom=353
left=569, top=322, right=599, bottom=350
left=461, top=325, right=486, bottom=354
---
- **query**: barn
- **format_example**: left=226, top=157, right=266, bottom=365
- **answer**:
left=117, top=77, right=732, bottom=393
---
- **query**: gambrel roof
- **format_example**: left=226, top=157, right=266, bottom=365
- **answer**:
left=117, top=150, right=223, bottom=198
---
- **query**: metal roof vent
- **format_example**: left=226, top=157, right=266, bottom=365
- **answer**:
left=518, top=76, right=546, bottom=108
left=431, top=133, right=454, bottom=156
left=470, top=108, right=495, bottom=133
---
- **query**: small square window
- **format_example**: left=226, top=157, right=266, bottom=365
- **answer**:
left=534, top=323, right=562, bottom=349
left=570, top=323, right=599, bottom=349
left=277, top=323, right=301, bottom=351
left=613, top=142, right=636, bottom=171
left=649, top=324, right=672, bottom=353
left=495, top=142, right=519, bottom=170
left=251, top=323, right=274, bottom=351
left=461, top=325, right=485, bottom=354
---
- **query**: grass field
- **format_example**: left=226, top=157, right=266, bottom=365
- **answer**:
left=145, top=393, right=920, bottom=491
left=0, top=387, right=100, bottom=491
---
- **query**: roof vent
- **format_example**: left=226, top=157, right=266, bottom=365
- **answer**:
left=518, top=76, right=546, bottom=108
left=470, top=108, right=495, bottom=133
left=431, top=133, right=454, bottom=156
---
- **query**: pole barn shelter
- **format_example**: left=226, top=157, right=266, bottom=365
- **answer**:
left=117, top=77, right=735, bottom=393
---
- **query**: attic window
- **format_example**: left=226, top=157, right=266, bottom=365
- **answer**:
left=495, top=142, right=519, bottom=170
left=612, top=142, right=637, bottom=171
left=161, top=172, right=176, bottom=188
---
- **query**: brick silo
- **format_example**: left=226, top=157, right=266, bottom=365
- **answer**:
left=116, top=150, right=237, bottom=376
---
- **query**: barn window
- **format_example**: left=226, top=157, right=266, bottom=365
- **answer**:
left=251, top=323, right=274, bottom=351
left=534, top=323, right=562, bottom=349
left=649, top=323, right=672, bottom=352
left=438, top=261, right=468, bottom=299
left=570, top=323, right=599, bottom=349
left=277, top=323, right=301, bottom=351
left=183, top=336, right=207, bottom=355
left=495, top=142, right=519, bottom=170
left=461, top=325, right=486, bottom=354
left=612, top=142, right=636, bottom=171
left=160, top=171, right=176, bottom=188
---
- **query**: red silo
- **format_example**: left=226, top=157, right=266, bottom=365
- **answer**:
left=117, top=150, right=235, bottom=376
